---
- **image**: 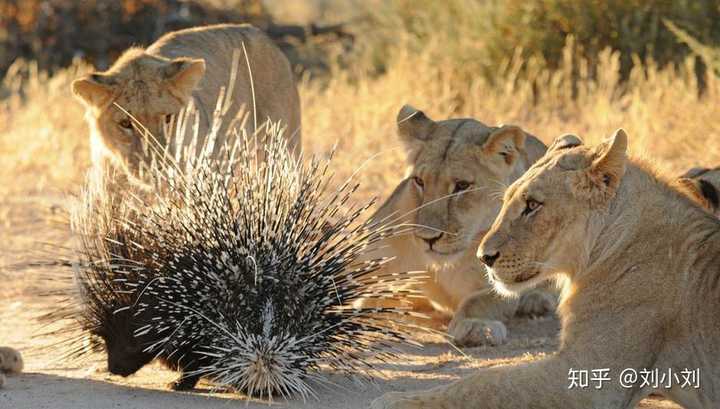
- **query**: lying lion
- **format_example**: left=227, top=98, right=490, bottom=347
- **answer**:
left=72, top=24, right=301, bottom=179
left=365, top=105, right=556, bottom=347
left=372, top=129, right=719, bottom=408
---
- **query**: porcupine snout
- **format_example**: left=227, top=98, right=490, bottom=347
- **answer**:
left=108, top=360, right=137, bottom=377
left=106, top=343, right=153, bottom=377
left=108, top=357, right=143, bottom=377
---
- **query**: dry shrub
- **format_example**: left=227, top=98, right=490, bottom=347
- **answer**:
left=302, top=41, right=720, bottom=202
left=0, top=60, right=90, bottom=197
left=358, top=0, right=720, bottom=84
left=2, top=7, right=720, bottom=209
left=0, top=0, right=266, bottom=77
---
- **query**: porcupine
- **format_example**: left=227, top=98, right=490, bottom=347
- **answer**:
left=46, top=112, right=427, bottom=397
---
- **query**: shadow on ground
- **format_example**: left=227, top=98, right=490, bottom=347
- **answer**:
left=1, top=370, right=450, bottom=409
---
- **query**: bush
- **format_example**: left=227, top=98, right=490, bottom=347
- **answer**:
left=0, top=0, right=267, bottom=77
left=667, top=19, right=720, bottom=76
left=358, top=0, right=720, bottom=84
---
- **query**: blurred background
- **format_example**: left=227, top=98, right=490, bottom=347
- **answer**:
left=1, top=0, right=720, bottom=287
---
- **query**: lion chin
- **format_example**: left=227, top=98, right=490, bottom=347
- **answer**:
left=486, top=267, right=547, bottom=297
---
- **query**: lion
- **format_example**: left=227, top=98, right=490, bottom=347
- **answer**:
left=0, top=346, right=23, bottom=388
left=371, top=129, right=720, bottom=409
left=366, top=105, right=556, bottom=347
left=72, top=24, right=301, bottom=178
left=677, top=166, right=720, bottom=216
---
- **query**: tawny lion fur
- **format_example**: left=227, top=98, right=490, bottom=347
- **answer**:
left=372, top=129, right=720, bottom=409
left=72, top=24, right=301, bottom=177
left=365, top=105, right=556, bottom=347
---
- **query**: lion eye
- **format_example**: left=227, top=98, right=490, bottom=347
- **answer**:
left=412, top=176, right=424, bottom=189
left=522, top=198, right=542, bottom=216
left=164, top=114, right=173, bottom=124
left=119, top=118, right=133, bottom=130
left=453, top=180, right=472, bottom=193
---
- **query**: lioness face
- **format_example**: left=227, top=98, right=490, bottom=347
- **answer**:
left=478, top=130, right=628, bottom=295
left=72, top=50, right=205, bottom=173
left=395, top=105, right=531, bottom=264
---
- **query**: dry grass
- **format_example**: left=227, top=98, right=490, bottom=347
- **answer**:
left=3, top=40, right=720, bottom=204
left=0, top=26, right=705, bottom=409
left=0, top=26, right=719, bottom=291
left=303, top=42, right=720, bottom=204
left=0, top=60, right=91, bottom=198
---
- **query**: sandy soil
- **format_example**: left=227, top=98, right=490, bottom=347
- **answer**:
left=0, top=307, right=682, bottom=409
left=0, top=188, right=682, bottom=409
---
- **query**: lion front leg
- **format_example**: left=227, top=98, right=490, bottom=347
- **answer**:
left=371, top=354, right=644, bottom=409
left=447, top=290, right=517, bottom=347
left=372, top=360, right=559, bottom=409
left=516, top=287, right=557, bottom=317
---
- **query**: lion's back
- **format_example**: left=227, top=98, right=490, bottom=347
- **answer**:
left=148, top=24, right=302, bottom=146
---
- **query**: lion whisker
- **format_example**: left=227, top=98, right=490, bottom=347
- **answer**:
left=374, top=186, right=491, bottom=228
left=392, top=223, right=459, bottom=237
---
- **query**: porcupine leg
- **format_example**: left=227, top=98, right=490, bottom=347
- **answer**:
left=166, top=360, right=202, bottom=391
left=168, top=372, right=201, bottom=391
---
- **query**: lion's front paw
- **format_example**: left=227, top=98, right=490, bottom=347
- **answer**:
left=448, top=318, right=507, bottom=347
left=370, top=391, right=441, bottom=409
left=516, top=291, right=557, bottom=317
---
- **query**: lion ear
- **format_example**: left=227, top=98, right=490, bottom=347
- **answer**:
left=681, top=167, right=709, bottom=179
left=164, top=58, right=206, bottom=101
left=482, top=125, right=526, bottom=166
left=678, top=176, right=719, bottom=211
left=590, top=128, right=628, bottom=190
left=71, top=73, right=115, bottom=107
left=548, top=133, right=583, bottom=152
left=396, top=104, right=437, bottom=147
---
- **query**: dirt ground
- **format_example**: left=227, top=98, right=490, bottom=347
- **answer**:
left=0, top=191, right=682, bottom=409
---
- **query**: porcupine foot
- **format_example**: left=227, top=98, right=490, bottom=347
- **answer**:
left=168, top=373, right=200, bottom=391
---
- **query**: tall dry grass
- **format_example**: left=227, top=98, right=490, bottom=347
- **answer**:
left=0, top=60, right=90, bottom=197
left=303, top=42, right=720, bottom=202
left=2, top=41, right=720, bottom=207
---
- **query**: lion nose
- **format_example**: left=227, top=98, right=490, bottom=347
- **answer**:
left=420, top=232, right=443, bottom=249
left=479, top=251, right=500, bottom=267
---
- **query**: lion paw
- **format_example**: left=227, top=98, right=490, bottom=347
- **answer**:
left=370, top=391, right=439, bottom=409
left=448, top=318, right=507, bottom=347
left=516, top=291, right=556, bottom=317
left=0, top=347, right=23, bottom=374
left=0, top=373, right=5, bottom=388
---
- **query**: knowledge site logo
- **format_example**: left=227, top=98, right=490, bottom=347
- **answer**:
left=568, top=368, right=700, bottom=390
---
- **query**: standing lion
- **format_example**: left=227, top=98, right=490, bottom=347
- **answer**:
left=71, top=24, right=301, bottom=178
